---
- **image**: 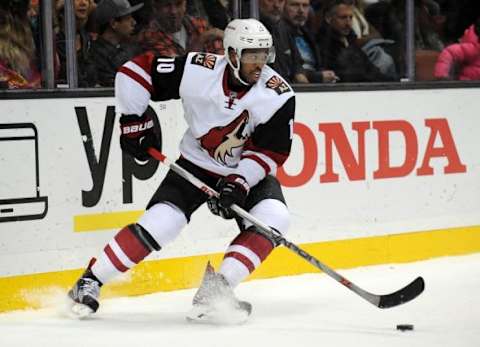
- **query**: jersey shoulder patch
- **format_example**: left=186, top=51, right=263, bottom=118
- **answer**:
left=190, top=53, right=217, bottom=70
left=266, top=75, right=292, bottom=95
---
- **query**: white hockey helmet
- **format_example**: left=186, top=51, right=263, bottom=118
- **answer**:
left=223, top=18, right=275, bottom=85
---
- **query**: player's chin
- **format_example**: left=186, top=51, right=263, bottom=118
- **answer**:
left=248, top=71, right=262, bottom=84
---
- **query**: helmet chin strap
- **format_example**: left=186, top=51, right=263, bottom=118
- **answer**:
left=234, top=67, right=251, bottom=86
left=232, top=62, right=251, bottom=86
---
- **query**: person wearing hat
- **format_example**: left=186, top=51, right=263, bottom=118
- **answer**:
left=91, top=0, right=144, bottom=86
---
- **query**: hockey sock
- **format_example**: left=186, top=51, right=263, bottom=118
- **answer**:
left=219, top=227, right=275, bottom=287
left=91, top=224, right=159, bottom=284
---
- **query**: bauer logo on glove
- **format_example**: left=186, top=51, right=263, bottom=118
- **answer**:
left=121, top=119, right=154, bottom=136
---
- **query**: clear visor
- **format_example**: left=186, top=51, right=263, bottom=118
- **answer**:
left=240, top=47, right=275, bottom=64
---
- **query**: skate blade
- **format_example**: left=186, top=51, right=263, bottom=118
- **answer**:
left=186, top=301, right=251, bottom=325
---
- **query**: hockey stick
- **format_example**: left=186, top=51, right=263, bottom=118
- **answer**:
left=147, top=148, right=425, bottom=309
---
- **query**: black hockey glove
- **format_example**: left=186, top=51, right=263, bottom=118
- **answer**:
left=207, top=174, right=250, bottom=219
left=119, top=114, right=160, bottom=161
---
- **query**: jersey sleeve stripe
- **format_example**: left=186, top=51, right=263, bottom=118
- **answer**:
left=124, top=61, right=153, bottom=84
left=118, top=66, right=153, bottom=94
left=243, top=145, right=288, bottom=167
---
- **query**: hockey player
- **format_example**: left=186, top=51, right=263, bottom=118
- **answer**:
left=68, top=18, right=296, bottom=322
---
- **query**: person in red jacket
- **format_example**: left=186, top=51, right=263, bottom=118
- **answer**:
left=434, top=19, right=480, bottom=80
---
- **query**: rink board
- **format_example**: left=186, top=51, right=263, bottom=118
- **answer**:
left=0, top=88, right=479, bottom=312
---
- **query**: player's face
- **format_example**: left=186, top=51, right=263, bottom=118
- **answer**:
left=239, top=49, right=269, bottom=84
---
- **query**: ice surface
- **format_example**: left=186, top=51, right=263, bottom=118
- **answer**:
left=1, top=253, right=479, bottom=347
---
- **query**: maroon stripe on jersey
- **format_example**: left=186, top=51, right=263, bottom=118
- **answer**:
left=244, top=140, right=289, bottom=166
left=104, top=245, right=129, bottom=272
left=114, top=226, right=151, bottom=264
left=118, top=66, right=153, bottom=94
left=224, top=251, right=256, bottom=273
left=241, top=154, right=271, bottom=175
left=231, top=230, right=275, bottom=262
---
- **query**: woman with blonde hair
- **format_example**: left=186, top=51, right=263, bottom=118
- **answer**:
left=0, top=0, right=41, bottom=89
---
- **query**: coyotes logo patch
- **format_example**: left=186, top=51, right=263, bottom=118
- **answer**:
left=199, top=111, right=249, bottom=165
left=191, top=53, right=217, bottom=70
left=266, top=75, right=291, bottom=95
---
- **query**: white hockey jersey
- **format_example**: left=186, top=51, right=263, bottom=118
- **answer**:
left=116, top=51, right=296, bottom=187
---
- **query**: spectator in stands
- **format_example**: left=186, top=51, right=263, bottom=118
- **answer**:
left=415, top=0, right=445, bottom=51
left=364, top=0, right=444, bottom=77
left=137, top=0, right=223, bottom=56
left=434, top=18, right=480, bottom=80
left=27, top=0, right=43, bottom=74
left=351, top=0, right=398, bottom=79
left=283, top=0, right=339, bottom=82
left=91, top=0, right=143, bottom=87
left=351, top=0, right=379, bottom=44
left=0, top=0, right=41, bottom=89
left=56, top=0, right=98, bottom=87
left=316, top=0, right=394, bottom=82
left=259, top=0, right=309, bottom=83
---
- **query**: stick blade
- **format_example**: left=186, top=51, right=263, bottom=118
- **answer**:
left=378, top=276, right=425, bottom=309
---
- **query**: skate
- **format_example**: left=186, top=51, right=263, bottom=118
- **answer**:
left=186, top=262, right=252, bottom=324
left=67, top=261, right=101, bottom=319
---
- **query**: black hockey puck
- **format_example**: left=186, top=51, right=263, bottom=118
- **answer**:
left=396, top=324, right=414, bottom=331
